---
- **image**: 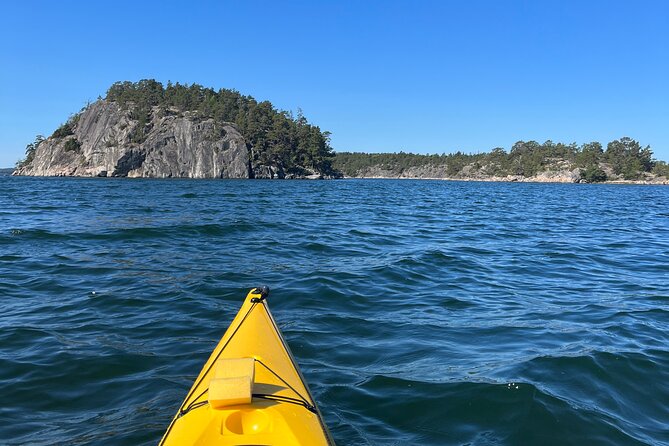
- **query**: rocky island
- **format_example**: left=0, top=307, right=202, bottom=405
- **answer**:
left=14, top=80, right=339, bottom=179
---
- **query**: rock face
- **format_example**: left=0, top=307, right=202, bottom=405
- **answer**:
left=14, top=100, right=252, bottom=178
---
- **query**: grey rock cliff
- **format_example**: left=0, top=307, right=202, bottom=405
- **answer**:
left=14, top=100, right=251, bottom=178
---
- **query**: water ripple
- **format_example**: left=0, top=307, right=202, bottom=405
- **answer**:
left=1, top=178, right=668, bottom=445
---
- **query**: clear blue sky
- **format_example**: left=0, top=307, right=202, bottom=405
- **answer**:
left=1, top=0, right=668, bottom=167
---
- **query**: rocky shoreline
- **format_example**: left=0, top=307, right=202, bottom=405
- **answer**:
left=344, top=169, right=669, bottom=185
left=346, top=166, right=668, bottom=185
left=349, top=175, right=669, bottom=185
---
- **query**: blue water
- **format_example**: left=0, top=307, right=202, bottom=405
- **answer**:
left=1, top=177, right=668, bottom=445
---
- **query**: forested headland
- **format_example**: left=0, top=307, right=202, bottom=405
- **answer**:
left=333, top=138, right=669, bottom=183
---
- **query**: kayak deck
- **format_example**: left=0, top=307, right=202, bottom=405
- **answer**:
left=160, top=287, right=333, bottom=445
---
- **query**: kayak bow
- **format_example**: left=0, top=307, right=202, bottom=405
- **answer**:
left=160, top=287, right=334, bottom=445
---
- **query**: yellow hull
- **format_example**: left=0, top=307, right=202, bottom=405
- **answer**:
left=160, top=287, right=334, bottom=445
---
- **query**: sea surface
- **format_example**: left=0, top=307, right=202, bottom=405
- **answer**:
left=1, top=177, right=668, bottom=446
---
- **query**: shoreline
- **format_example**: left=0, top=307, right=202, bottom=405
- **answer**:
left=6, top=172, right=668, bottom=185
left=348, top=175, right=669, bottom=185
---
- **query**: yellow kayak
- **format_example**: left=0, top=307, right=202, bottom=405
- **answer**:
left=159, top=287, right=334, bottom=445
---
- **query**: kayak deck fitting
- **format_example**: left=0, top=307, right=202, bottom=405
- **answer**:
left=160, top=287, right=334, bottom=445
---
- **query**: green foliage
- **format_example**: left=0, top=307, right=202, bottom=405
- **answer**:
left=107, top=79, right=165, bottom=107
left=63, top=137, right=81, bottom=152
left=606, top=137, right=654, bottom=179
left=16, top=135, right=45, bottom=168
left=52, top=122, right=74, bottom=138
left=105, top=79, right=338, bottom=176
left=580, top=165, right=608, bottom=183
left=506, top=140, right=578, bottom=176
left=575, top=142, right=603, bottom=167
left=52, top=114, right=80, bottom=139
left=333, top=151, right=485, bottom=177
left=128, top=107, right=152, bottom=144
left=652, top=161, right=669, bottom=177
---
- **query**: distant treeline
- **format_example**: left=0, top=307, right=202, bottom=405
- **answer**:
left=104, top=80, right=337, bottom=177
left=334, top=139, right=669, bottom=181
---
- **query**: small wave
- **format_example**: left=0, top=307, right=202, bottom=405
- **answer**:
left=7, top=228, right=63, bottom=240
left=326, top=374, right=656, bottom=445
left=500, top=351, right=669, bottom=442
left=91, top=222, right=257, bottom=241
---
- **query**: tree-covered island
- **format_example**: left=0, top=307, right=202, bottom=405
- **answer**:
left=15, top=80, right=338, bottom=179
left=13, top=79, right=668, bottom=184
